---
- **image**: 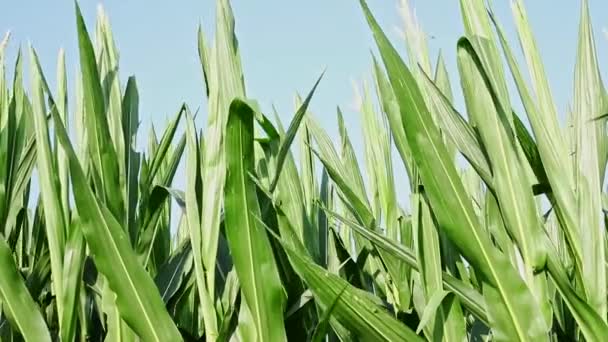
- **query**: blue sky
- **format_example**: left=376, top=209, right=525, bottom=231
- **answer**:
left=2, top=0, right=608, bottom=210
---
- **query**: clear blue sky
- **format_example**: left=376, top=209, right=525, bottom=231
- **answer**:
left=2, top=0, right=608, bottom=210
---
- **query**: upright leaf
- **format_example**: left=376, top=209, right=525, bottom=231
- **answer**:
left=572, top=0, right=606, bottom=318
left=53, top=110, right=182, bottom=342
left=224, top=99, right=287, bottom=341
left=75, top=2, right=124, bottom=222
left=359, top=1, right=547, bottom=340
left=29, top=46, right=67, bottom=326
left=0, top=239, right=50, bottom=341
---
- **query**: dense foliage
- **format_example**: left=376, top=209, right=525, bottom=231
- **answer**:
left=1, top=0, right=607, bottom=340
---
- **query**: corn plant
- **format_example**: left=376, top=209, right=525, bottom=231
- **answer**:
left=0, top=0, right=607, bottom=341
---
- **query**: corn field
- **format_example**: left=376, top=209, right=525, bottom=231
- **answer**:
left=0, top=0, right=607, bottom=340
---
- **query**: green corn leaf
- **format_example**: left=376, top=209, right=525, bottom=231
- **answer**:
left=372, top=57, right=416, bottom=185
left=360, top=81, right=396, bottom=233
left=56, top=48, right=70, bottom=232
left=261, top=214, right=423, bottom=342
left=572, top=0, right=606, bottom=318
left=155, top=241, right=192, bottom=304
left=310, top=284, right=348, bottom=342
left=145, top=106, right=184, bottom=187
left=96, top=7, right=126, bottom=195
left=29, top=45, right=67, bottom=328
left=224, top=98, right=287, bottom=341
left=300, top=121, right=323, bottom=262
left=412, top=193, right=466, bottom=341
left=0, top=239, right=50, bottom=341
left=198, top=0, right=246, bottom=303
left=53, top=108, right=182, bottom=341
left=507, top=1, right=574, bottom=187
left=359, top=1, right=547, bottom=340
left=59, top=222, right=86, bottom=342
left=484, top=191, right=517, bottom=265
left=336, top=110, right=369, bottom=208
left=311, top=147, right=374, bottom=229
left=121, top=77, right=141, bottom=244
left=545, top=243, right=608, bottom=340
left=399, top=0, right=432, bottom=75
left=270, top=99, right=315, bottom=259
left=433, top=52, right=453, bottom=103
left=269, top=72, right=323, bottom=192
left=1, top=52, right=34, bottom=231
left=307, top=115, right=375, bottom=233
left=490, top=11, right=583, bottom=281
left=5, top=138, right=36, bottom=231
left=360, top=79, right=413, bottom=312
left=417, top=67, right=493, bottom=188
left=137, top=186, right=172, bottom=266
left=322, top=205, right=488, bottom=324
left=75, top=1, right=124, bottom=222
left=458, top=0, right=509, bottom=109
left=433, top=53, right=458, bottom=159
left=457, top=37, right=547, bottom=275
left=457, top=35, right=553, bottom=325
left=183, top=109, right=218, bottom=340
left=415, top=289, right=449, bottom=334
